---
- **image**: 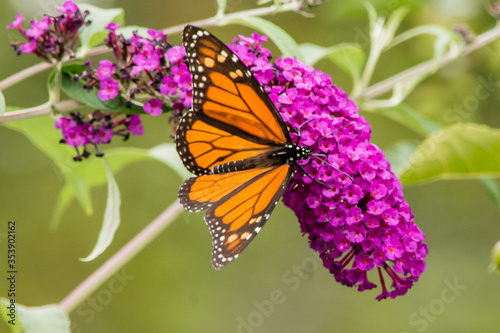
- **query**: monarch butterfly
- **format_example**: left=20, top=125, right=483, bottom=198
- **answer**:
left=176, top=25, right=312, bottom=269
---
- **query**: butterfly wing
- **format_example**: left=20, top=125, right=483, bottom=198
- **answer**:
left=182, top=25, right=291, bottom=146
left=176, top=110, right=277, bottom=175
left=178, top=164, right=293, bottom=269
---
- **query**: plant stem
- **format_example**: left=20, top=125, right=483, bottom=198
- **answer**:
left=59, top=200, right=184, bottom=313
left=0, top=2, right=300, bottom=93
left=362, top=22, right=500, bottom=99
left=354, top=17, right=385, bottom=98
left=162, top=1, right=301, bottom=35
left=0, top=100, right=81, bottom=123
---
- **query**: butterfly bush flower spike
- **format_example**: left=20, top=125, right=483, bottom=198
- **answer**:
left=55, top=112, right=144, bottom=161
left=79, top=25, right=192, bottom=116
left=6, top=1, right=89, bottom=61
left=228, top=35, right=427, bottom=300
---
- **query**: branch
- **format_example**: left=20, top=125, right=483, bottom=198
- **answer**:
left=362, top=23, right=500, bottom=99
left=0, top=2, right=301, bottom=92
left=0, top=100, right=81, bottom=123
left=60, top=200, right=184, bottom=313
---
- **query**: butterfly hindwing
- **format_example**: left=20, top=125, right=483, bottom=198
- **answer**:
left=183, top=25, right=290, bottom=146
left=178, top=164, right=293, bottom=269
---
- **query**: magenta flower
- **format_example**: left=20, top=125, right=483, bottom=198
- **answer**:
left=56, top=1, right=79, bottom=15
left=127, top=115, right=144, bottom=136
left=19, top=40, right=37, bottom=53
left=147, top=29, right=166, bottom=40
left=93, top=125, right=113, bottom=144
left=7, top=3, right=89, bottom=61
left=55, top=112, right=144, bottom=161
left=26, top=17, right=51, bottom=39
left=143, top=98, right=163, bottom=116
left=131, top=53, right=159, bottom=75
left=97, top=60, right=115, bottom=80
left=55, top=116, right=75, bottom=137
left=105, top=22, right=121, bottom=31
left=227, top=34, right=427, bottom=300
left=166, top=45, right=185, bottom=63
left=98, top=79, right=119, bottom=100
left=6, top=13, right=24, bottom=29
left=65, top=123, right=93, bottom=147
left=160, top=75, right=178, bottom=96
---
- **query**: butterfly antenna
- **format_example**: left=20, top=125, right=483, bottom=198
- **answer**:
left=310, top=153, right=354, bottom=184
left=295, top=120, right=356, bottom=187
left=294, top=118, right=314, bottom=145
left=307, top=120, right=357, bottom=185
left=295, top=163, right=334, bottom=190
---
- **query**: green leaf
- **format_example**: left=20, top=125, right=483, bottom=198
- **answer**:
left=229, top=16, right=303, bottom=61
left=383, top=6, right=410, bottom=47
left=77, top=4, right=124, bottom=57
left=365, top=2, right=378, bottom=33
left=50, top=145, right=185, bottom=228
left=82, top=144, right=189, bottom=184
left=149, top=143, right=192, bottom=179
left=376, top=104, right=442, bottom=136
left=0, top=90, right=5, bottom=116
left=50, top=185, right=74, bottom=231
left=365, top=4, right=409, bottom=51
left=300, top=42, right=366, bottom=83
left=2, top=116, right=93, bottom=216
left=384, top=140, right=419, bottom=177
left=390, top=25, right=460, bottom=69
left=58, top=63, right=146, bottom=115
left=2, top=116, right=72, bottom=164
left=60, top=165, right=93, bottom=216
left=1, top=298, right=70, bottom=333
left=81, top=158, right=121, bottom=262
left=399, top=123, right=500, bottom=186
left=478, top=178, right=500, bottom=209
left=297, top=43, right=329, bottom=67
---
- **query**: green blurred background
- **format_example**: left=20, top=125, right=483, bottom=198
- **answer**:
left=1, top=0, right=500, bottom=332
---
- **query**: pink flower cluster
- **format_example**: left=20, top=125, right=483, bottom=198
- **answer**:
left=6, top=1, right=89, bottom=61
left=228, top=34, right=427, bottom=300
left=55, top=112, right=143, bottom=161
left=87, top=24, right=192, bottom=116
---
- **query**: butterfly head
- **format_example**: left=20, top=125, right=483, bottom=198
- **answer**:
left=294, top=145, right=312, bottom=162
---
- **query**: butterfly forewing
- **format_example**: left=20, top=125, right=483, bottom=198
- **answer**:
left=176, top=110, right=274, bottom=175
left=183, top=25, right=290, bottom=146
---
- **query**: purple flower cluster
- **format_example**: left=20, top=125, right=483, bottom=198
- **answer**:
left=7, top=2, right=193, bottom=160
left=228, top=34, right=427, bottom=300
left=80, top=23, right=192, bottom=116
left=6, top=1, right=89, bottom=61
left=55, top=111, right=143, bottom=161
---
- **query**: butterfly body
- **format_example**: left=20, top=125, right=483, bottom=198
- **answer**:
left=176, top=25, right=311, bottom=269
left=211, top=144, right=311, bottom=174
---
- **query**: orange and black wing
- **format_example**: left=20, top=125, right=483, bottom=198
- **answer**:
left=176, top=110, right=275, bottom=175
left=178, top=164, right=293, bottom=269
left=182, top=25, right=290, bottom=146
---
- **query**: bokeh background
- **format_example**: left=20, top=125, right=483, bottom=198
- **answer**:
left=1, top=0, right=500, bottom=332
